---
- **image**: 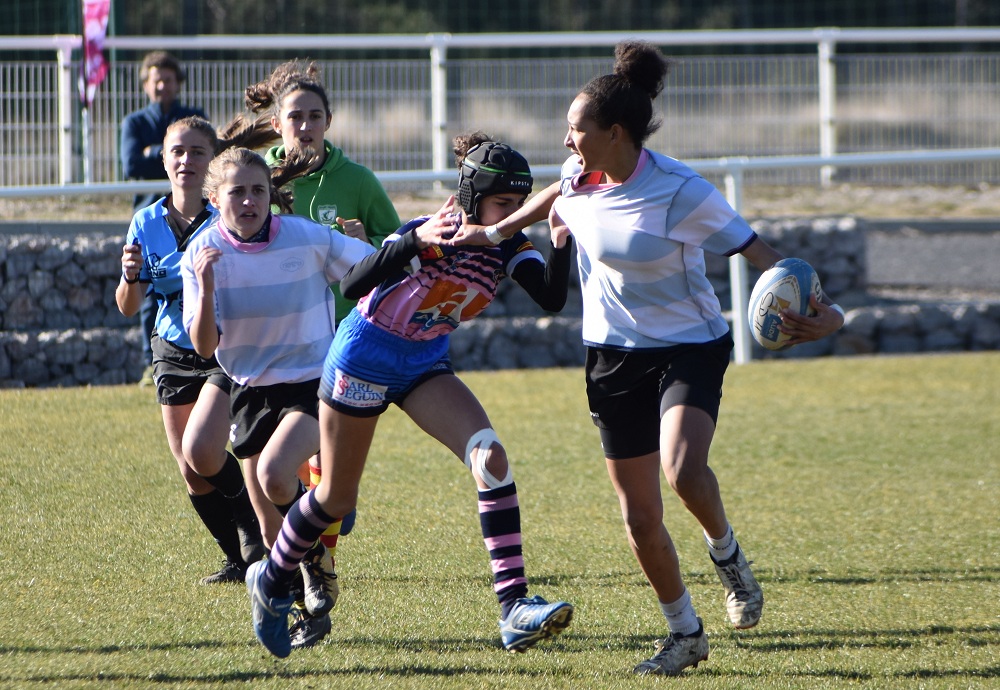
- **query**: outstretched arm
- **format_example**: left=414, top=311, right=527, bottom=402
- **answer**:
left=339, top=231, right=419, bottom=300
left=445, top=181, right=561, bottom=246
left=340, top=196, right=459, bottom=299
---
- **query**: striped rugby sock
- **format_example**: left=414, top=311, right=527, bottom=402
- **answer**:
left=262, top=490, right=336, bottom=596
left=478, top=482, right=528, bottom=618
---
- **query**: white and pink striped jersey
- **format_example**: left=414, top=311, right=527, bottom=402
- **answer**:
left=181, top=214, right=375, bottom=386
left=554, top=150, right=756, bottom=349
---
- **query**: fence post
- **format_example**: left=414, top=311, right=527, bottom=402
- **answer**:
left=725, top=165, right=752, bottom=364
left=429, top=34, right=449, bottom=188
left=817, top=29, right=838, bottom=187
left=57, top=43, right=75, bottom=185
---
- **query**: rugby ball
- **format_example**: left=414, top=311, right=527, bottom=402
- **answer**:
left=747, top=258, right=822, bottom=350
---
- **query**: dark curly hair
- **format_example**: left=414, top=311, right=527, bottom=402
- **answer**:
left=452, top=130, right=494, bottom=168
left=579, top=40, right=673, bottom=146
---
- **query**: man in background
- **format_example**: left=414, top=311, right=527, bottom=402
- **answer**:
left=120, top=51, right=206, bottom=386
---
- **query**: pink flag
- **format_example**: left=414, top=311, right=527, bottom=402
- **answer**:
left=79, top=0, right=111, bottom=108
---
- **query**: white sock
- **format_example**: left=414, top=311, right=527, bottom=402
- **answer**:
left=705, top=523, right=737, bottom=562
left=659, top=588, right=700, bottom=637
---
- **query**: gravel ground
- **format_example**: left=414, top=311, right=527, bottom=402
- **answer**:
left=3, top=183, right=1000, bottom=222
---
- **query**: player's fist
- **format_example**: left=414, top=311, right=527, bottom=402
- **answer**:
left=121, top=242, right=143, bottom=282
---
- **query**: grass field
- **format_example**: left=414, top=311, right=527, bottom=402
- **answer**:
left=0, top=353, right=997, bottom=689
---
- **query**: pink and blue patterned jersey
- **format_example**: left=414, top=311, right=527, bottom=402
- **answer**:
left=355, top=217, right=544, bottom=341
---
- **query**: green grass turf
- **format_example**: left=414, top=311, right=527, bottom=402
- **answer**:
left=0, top=352, right=997, bottom=689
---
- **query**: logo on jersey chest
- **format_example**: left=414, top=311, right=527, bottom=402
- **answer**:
left=147, top=253, right=167, bottom=279
left=317, top=205, right=339, bottom=225
left=280, top=257, right=304, bottom=273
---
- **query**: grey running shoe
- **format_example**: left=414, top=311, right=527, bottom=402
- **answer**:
left=289, top=606, right=332, bottom=649
left=300, top=544, right=339, bottom=616
left=633, top=620, right=709, bottom=676
left=200, top=559, right=246, bottom=585
left=712, top=544, right=764, bottom=629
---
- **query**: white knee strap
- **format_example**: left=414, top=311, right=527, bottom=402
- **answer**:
left=464, top=428, right=512, bottom=489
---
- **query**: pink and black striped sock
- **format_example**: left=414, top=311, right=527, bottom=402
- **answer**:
left=478, top=482, right=528, bottom=617
left=261, top=490, right=336, bottom=598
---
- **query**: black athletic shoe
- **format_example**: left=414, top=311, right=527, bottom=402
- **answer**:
left=200, top=559, right=247, bottom=585
left=289, top=607, right=332, bottom=649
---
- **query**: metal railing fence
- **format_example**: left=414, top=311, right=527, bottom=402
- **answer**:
left=5, top=147, right=999, bottom=365
left=3, top=28, right=1000, bottom=189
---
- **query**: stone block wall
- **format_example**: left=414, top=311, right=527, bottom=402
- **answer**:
left=0, top=233, right=145, bottom=387
left=1, top=218, right=997, bottom=387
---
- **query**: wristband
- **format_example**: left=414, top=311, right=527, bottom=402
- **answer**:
left=485, top=224, right=505, bottom=246
left=829, top=303, right=845, bottom=318
left=122, top=271, right=140, bottom=284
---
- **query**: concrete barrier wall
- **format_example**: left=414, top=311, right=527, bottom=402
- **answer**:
left=1, top=218, right=998, bottom=387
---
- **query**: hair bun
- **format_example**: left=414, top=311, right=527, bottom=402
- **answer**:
left=613, top=40, right=670, bottom=100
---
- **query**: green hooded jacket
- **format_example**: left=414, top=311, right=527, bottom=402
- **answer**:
left=265, top=141, right=401, bottom=324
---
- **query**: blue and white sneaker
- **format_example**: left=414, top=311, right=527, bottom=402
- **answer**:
left=246, top=560, right=294, bottom=658
left=499, top=595, right=574, bottom=652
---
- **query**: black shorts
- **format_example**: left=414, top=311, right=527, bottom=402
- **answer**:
left=151, top=333, right=231, bottom=406
left=585, top=334, right=733, bottom=460
left=229, top=378, right=320, bottom=459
